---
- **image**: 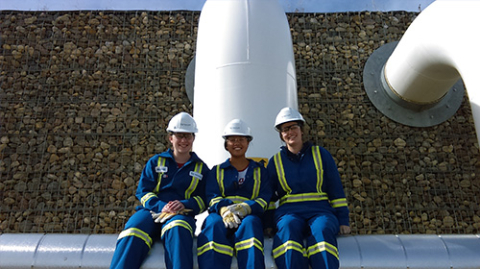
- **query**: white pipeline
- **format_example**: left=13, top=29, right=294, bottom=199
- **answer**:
left=1, top=234, right=479, bottom=268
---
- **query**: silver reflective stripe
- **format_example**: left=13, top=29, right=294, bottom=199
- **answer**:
left=279, top=192, right=328, bottom=206
left=307, top=241, right=339, bottom=260
left=197, top=241, right=234, bottom=257
left=154, top=157, right=166, bottom=193
left=235, top=237, right=263, bottom=253
left=117, top=228, right=153, bottom=248
left=273, top=153, right=291, bottom=193
left=216, top=166, right=225, bottom=196
left=311, top=146, right=324, bottom=193
left=185, top=162, right=203, bottom=198
left=251, top=167, right=261, bottom=199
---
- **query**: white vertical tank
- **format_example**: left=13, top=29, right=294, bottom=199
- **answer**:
left=193, top=0, right=298, bottom=167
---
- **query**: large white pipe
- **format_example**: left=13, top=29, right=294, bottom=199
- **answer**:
left=384, top=0, right=480, bottom=146
left=193, top=0, right=297, bottom=167
left=1, top=234, right=480, bottom=268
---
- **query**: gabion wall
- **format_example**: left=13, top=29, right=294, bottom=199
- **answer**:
left=0, top=10, right=479, bottom=235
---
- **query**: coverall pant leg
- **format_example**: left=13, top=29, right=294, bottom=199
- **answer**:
left=306, top=214, right=340, bottom=269
left=161, top=214, right=196, bottom=269
left=110, top=208, right=158, bottom=269
left=197, top=213, right=234, bottom=269
left=273, top=214, right=308, bottom=269
left=235, top=215, right=266, bottom=269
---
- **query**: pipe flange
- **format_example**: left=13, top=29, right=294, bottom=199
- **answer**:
left=363, top=41, right=465, bottom=127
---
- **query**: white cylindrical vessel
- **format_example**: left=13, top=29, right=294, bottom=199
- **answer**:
left=193, top=0, right=298, bottom=167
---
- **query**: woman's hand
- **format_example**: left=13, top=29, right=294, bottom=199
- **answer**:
left=339, top=225, right=351, bottom=235
left=152, top=201, right=190, bottom=223
left=162, top=200, right=185, bottom=213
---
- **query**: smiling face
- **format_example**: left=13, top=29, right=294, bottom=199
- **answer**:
left=225, top=136, right=250, bottom=158
left=169, top=132, right=194, bottom=154
left=279, top=121, right=303, bottom=147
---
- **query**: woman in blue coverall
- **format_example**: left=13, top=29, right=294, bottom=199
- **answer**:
left=197, top=119, right=271, bottom=269
left=267, top=107, right=351, bottom=269
left=110, top=112, right=209, bottom=269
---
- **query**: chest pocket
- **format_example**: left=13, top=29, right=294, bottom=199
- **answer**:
left=216, top=166, right=261, bottom=203
left=154, top=158, right=203, bottom=199
left=274, top=147, right=327, bottom=205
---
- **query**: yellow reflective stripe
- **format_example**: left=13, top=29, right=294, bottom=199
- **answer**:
left=272, top=240, right=306, bottom=259
left=216, top=166, right=225, bottom=197
left=279, top=192, right=328, bottom=206
left=312, top=146, right=324, bottom=194
left=185, top=162, right=203, bottom=199
left=235, top=237, right=264, bottom=253
left=251, top=167, right=261, bottom=199
left=254, top=197, right=267, bottom=210
left=154, top=157, right=166, bottom=193
left=267, top=201, right=277, bottom=210
left=197, top=241, right=234, bottom=257
left=210, top=196, right=223, bottom=207
left=117, top=228, right=153, bottom=248
left=161, top=219, right=193, bottom=238
left=330, top=198, right=348, bottom=208
left=273, top=153, right=291, bottom=193
left=194, top=196, right=206, bottom=212
left=307, top=241, right=339, bottom=260
left=140, top=192, right=157, bottom=207
left=224, top=196, right=248, bottom=204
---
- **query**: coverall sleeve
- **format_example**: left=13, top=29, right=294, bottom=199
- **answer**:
left=321, top=148, right=350, bottom=227
left=179, top=162, right=210, bottom=215
left=262, top=158, right=280, bottom=232
left=135, top=156, right=167, bottom=213
left=243, top=165, right=272, bottom=217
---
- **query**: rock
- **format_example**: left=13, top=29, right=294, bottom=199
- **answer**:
left=394, top=138, right=406, bottom=147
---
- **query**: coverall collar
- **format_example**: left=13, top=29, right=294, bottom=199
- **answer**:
left=281, top=141, right=313, bottom=162
left=159, top=148, right=203, bottom=165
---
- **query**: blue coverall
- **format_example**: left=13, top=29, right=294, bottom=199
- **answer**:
left=197, top=159, right=271, bottom=269
left=110, top=149, right=209, bottom=269
left=267, top=142, right=350, bottom=269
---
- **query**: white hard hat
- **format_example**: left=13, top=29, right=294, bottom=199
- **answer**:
left=166, top=112, right=198, bottom=133
left=274, top=107, right=305, bottom=131
left=222, top=119, right=252, bottom=140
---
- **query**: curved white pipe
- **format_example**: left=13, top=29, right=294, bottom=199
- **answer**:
left=385, top=0, right=480, bottom=146
left=193, top=0, right=297, bottom=167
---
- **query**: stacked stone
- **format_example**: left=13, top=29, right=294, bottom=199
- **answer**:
left=0, top=11, right=479, bottom=235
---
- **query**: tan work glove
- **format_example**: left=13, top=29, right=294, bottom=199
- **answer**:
left=227, top=202, right=251, bottom=218
left=150, top=209, right=192, bottom=223
left=219, top=207, right=241, bottom=229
